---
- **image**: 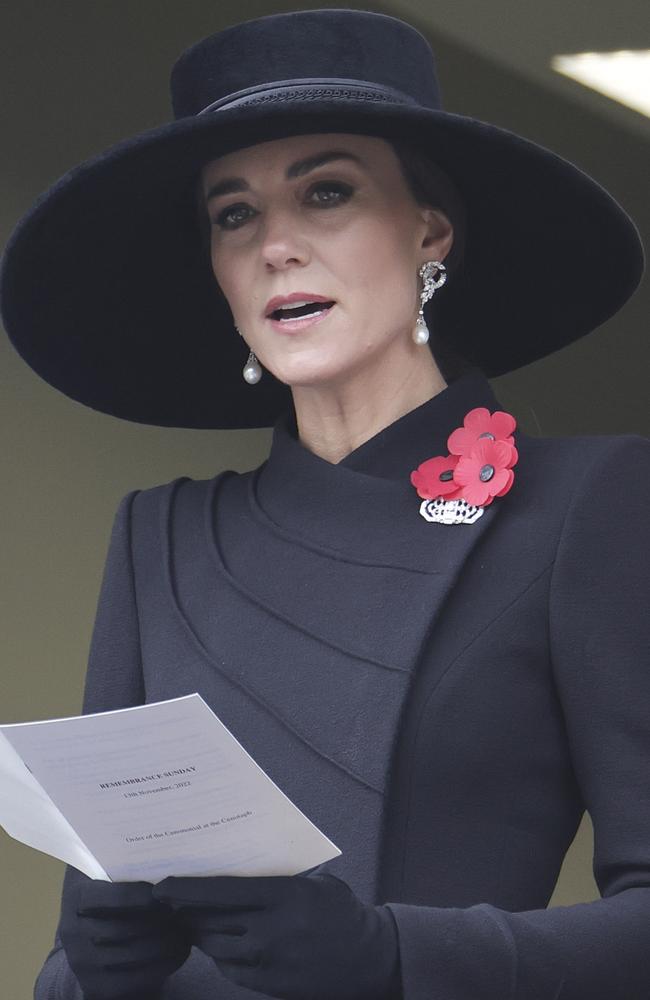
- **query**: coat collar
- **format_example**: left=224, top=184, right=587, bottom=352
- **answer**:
left=249, top=368, right=509, bottom=573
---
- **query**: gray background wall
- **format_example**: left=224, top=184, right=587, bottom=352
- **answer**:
left=1, top=2, right=648, bottom=995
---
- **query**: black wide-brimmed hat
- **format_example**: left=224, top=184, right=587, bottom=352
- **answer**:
left=0, top=8, right=644, bottom=429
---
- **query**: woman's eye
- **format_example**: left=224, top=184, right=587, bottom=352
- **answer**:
left=308, top=181, right=354, bottom=206
left=213, top=203, right=253, bottom=230
left=211, top=181, right=353, bottom=231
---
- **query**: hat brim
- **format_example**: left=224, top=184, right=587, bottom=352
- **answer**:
left=0, top=97, right=644, bottom=428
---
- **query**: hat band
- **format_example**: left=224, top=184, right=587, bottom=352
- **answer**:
left=196, top=77, right=419, bottom=116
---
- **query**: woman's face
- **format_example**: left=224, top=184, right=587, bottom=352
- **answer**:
left=200, top=132, right=453, bottom=391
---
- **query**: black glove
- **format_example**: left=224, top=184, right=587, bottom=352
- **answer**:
left=152, top=870, right=402, bottom=1000
left=59, top=874, right=191, bottom=1000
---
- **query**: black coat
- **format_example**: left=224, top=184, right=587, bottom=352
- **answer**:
left=35, top=370, right=650, bottom=998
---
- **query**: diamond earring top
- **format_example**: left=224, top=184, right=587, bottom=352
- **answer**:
left=413, top=260, right=447, bottom=345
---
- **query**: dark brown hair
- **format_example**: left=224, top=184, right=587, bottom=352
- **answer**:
left=195, top=134, right=472, bottom=382
left=388, top=136, right=472, bottom=381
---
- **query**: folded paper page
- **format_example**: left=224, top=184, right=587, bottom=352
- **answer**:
left=0, top=732, right=109, bottom=879
left=0, top=693, right=341, bottom=883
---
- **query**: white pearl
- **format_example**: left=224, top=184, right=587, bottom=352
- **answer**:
left=413, top=319, right=430, bottom=345
left=243, top=362, right=261, bottom=384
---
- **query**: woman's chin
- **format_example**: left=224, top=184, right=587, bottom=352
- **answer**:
left=265, top=357, right=347, bottom=390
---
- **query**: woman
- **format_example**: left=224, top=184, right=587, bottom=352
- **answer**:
left=1, top=8, right=649, bottom=1000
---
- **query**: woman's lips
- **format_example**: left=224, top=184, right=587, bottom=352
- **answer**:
left=267, top=303, right=336, bottom=333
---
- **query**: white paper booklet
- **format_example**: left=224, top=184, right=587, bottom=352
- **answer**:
left=0, top=693, right=341, bottom=883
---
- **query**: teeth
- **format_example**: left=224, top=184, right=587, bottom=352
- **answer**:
left=270, top=300, right=334, bottom=321
left=277, top=301, right=323, bottom=313
left=279, top=310, right=323, bottom=321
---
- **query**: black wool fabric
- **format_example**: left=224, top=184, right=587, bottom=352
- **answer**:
left=35, top=370, right=650, bottom=999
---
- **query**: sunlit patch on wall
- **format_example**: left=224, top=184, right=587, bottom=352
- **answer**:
left=551, top=50, right=650, bottom=118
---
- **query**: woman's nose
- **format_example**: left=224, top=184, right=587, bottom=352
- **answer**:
left=259, top=211, right=310, bottom=270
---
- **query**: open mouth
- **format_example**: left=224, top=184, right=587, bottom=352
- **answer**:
left=269, top=301, right=336, bottom=321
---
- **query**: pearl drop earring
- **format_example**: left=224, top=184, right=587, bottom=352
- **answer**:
left=243, top=350, right=262, bottom=384
left=413, top=260, right=447, bottom=345
left=235, top=324, right=262, bottom=384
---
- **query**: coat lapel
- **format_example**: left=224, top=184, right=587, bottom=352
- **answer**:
left=160, top=370, right=514, bottom=794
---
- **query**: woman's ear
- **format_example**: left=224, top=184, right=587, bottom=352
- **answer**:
left=420, top=207, right=454, bottom=264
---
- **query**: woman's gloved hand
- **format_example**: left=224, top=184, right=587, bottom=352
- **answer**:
left=152, top=870, right=403, bottom=1000
left=59, top=874, right=191, bottom=999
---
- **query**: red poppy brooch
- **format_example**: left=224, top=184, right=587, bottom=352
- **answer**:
left=410, top=407, right=518, bottom=524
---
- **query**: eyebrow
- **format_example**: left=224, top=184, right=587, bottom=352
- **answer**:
left=204, top=150, right=365, bottom=202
